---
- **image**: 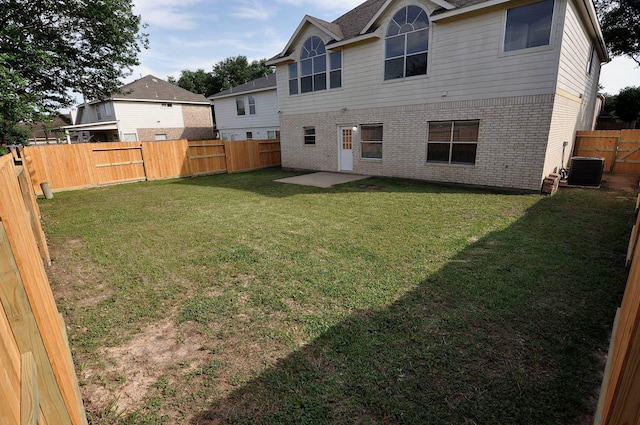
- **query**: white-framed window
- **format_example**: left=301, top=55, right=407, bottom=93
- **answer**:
left=301, top=36, right=327, bottom=93
left=155, top=134, right=168, bottom=141
left=289, top=37, right=342, bottom=95
left=246, top=131, right=253, bottom=139
left=288, top=63, right=298, bottom=95
left=123, top=133, right=138, bottom=141
left=385, top=6, right=430, bottom=80
left=248, top=96, right=256, bottom=115
left=236, top=98, right=246, bottom=116
left=361, top=124, right=383, bottom=159
left=504, top=0, right=554, bottom=52
left=427, top=120, right=479, bottom=165
left=329, top=51, right=342, bottom=89
left=267, top=130, right=280, bottom=139
left=161, top=103, right=173, bottom=108
left=587, top=46, right=595, bottom=74
left=95, top=105, right=102, bottom=120
left=304, top=127, right=316, bottom=145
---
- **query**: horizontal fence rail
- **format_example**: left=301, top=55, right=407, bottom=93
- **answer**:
left=0, top=153, right=87, bottom=424
left=23, top=139, right=281, bottom=195
left=574, top=130, right=640, bottom=175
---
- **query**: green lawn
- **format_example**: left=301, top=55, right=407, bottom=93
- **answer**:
left=40, top=169, right=632, bottom=424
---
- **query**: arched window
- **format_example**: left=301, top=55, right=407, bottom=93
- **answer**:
left=385, top=6, right=429, bottom=80
left=300, top=36, right=327, bottom=93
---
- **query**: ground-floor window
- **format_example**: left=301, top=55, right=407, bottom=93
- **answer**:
left=246, top=131, right=253, bottom=139
left=427, top=120, right=479, bottom=165
left=155, top=134, right=168, bottom=141
left=123, top=133, right=137, bottom=141
left=360, top=124, right=383, bottom=159
left=267, top=130, right=280, bottom=140
left=304, top=127, right=316, bottom=145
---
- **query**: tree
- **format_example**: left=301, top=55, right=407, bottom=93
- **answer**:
left=169, top=69, right=219, bottom=97
left=614, top=86, right=640, bottom=127
left=0, top=0, right=148, bottom=144
left=595, top=0, right=640, bottom=65
left=169, top=57, right=274, bottom=97
left=211, top=56, right=273, bottom=93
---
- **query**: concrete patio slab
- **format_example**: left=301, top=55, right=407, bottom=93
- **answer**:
left=275, top=172, right=370, bottom=188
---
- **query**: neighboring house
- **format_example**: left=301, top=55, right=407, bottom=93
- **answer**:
left=64, top=75, right=214, bottom=142
left=19, top=114, right=72, bottom=144
left=267, top=0, right=607, bottom=191
left=208, top=73, right=280, bottom=141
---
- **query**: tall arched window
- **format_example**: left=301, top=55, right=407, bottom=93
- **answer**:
left=385, top=6, right=429, bottom=80
left=300, top=36, right=327, bottom=93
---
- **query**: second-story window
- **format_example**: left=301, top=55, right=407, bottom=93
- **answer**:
left=301, top=36, right=327, bottom=93
left=248, top=96, right=256, bottom=115
left=236, top=98, right=245, bottom=116
left=385, top=6, right=430, bottom=80
left=504, top=0, right=554, bottom=52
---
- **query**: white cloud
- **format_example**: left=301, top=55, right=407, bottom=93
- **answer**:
left=276, top=0, right=364, bottom=12
left=229, top=0, right=277, bottom=20
left=133, top=0, right=217, bottom=30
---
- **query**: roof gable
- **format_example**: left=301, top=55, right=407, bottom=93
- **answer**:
left=112, top=75, right=210, bottom=104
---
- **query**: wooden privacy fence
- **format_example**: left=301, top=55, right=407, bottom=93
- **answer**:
left=594, top=201, right=640, bottom=425
left=23, top=138, right=281, bottom=195
left=574, top=130, right=640, bottom=175
left=0, top=153, right=87, bottom=424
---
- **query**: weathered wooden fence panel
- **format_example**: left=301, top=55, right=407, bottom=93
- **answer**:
left=596, top=205, right=640, bottom=425
left=574, top=130, right=640, bottom=175
left=23, top=139, right=280, bottom=194
left=0, top=154, right=87, bottom=424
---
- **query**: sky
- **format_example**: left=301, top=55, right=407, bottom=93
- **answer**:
left=126, top=0, right=638, bottom=94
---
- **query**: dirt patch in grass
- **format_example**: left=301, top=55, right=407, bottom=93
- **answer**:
left=82, top=318, right=209, bottom=414
left=48, top=238, right=113, bottom=308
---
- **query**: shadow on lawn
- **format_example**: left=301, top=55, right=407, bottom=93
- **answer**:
left=188, top=181, right=632, bottom=424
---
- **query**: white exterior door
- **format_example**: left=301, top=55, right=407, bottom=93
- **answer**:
left=339, top=126, right=353, bottom=171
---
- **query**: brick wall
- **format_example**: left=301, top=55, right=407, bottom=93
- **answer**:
left=136, top=104, right=214, bottom=141
left=281, top=94, right=555, bottom=191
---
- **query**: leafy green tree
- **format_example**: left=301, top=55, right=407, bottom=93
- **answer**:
left=5, top=124, right=29, bottom=146
left=170, top=57, right=274, bottom=97
left=169, top=69, right=219, bottom=97
left=614, top=86, right=640, bottom=127
left=0, top=0, right=148, bottom=144
left=212, top=56, right=274, bottom=93
left=596, top=0, right=640, bottom=64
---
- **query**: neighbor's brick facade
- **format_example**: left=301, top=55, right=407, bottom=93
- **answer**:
left=280, top=94, right=555, bottom=191
left=137, top=104, right=214, bottom=141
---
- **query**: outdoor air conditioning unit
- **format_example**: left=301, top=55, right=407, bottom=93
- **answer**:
left=568, top=157, right=605, bottom=187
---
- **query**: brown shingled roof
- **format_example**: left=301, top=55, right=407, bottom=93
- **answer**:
left=112, top=75, right=210, bottom=104
left=208, top=73, right=277, bottom=99
left=332, top=0, right=388, bottom=39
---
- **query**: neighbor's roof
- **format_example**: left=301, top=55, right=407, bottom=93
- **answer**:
left=110, top=75, right=210, bottom=104
left=208, top=73, right=277, bottom=100
left=268, top=0, right=608, bottom=63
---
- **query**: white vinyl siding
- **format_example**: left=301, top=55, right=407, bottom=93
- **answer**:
left=113, top=102, right=185, bottom=135
left=275, top=5, right=561, bottom=116
left=556, top=0, right=599, bottom=104
left=212, top=88, right=280, bottom=140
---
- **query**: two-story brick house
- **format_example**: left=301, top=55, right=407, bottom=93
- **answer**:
left=65, top=75, right=214, bottom=143
left=267, top=0, right=607, bottom=191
